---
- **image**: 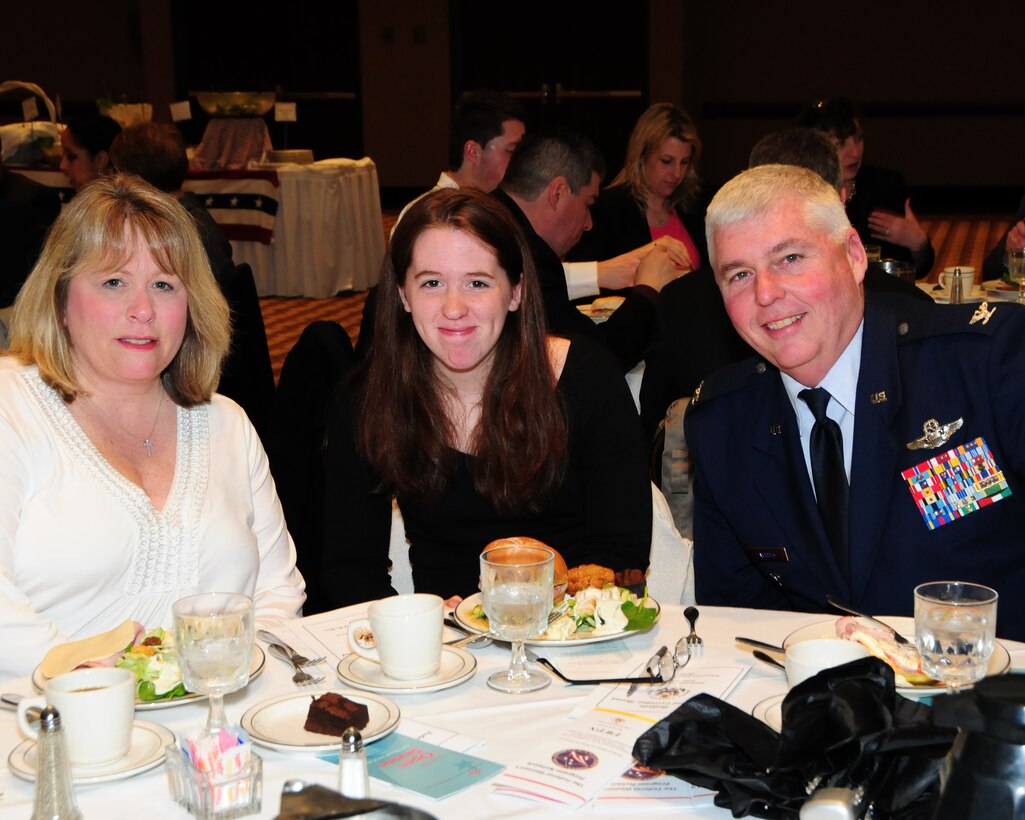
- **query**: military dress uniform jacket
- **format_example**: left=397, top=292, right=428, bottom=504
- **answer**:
left=685, top=291, right=1025, bottom=640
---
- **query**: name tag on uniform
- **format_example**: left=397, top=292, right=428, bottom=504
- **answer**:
left=901, top=436, right=1011, bottom=530
left=743, top=547, right=790, bottom=563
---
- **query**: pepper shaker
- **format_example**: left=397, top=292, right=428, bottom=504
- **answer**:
left=950, top=266, right=964, bottom=304
left=337, top=726, right=369, bottom=798
left=31, top=706, right=82, bottom=820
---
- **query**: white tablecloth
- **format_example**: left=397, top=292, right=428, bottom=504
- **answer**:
left=187, top=159, right=386, bottom=298
left=14, top=159, right=386, bottom=299
left=1, top=604, right=1019, bottom=818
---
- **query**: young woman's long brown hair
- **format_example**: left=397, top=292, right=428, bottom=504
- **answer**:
left=357, top=188, right=566, bottom=514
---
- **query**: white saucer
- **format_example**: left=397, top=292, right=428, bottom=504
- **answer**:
left=8, top=720, right=174, bottom=785
left=336, top=645, right=477, bottom=694
left=751, top=694, right=784, bottom=732
left=241, top=689, right=400, bottom=753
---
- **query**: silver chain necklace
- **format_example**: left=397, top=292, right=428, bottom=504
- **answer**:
left=84, top=389, right=165, bottom=457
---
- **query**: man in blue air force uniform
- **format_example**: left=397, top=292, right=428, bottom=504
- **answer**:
left=686, top=164, right=1025, bottom=640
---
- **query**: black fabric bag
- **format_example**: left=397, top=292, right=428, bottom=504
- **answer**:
left=632, top=658, right=956, bottom=819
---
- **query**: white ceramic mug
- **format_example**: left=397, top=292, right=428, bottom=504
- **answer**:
left=18, top=667, right=135, bottom=767
left=784, top=638, right=870, bottom=687
left=347, top=593, right=443, bottom=680
left=939, top=266, right=977, bottom=295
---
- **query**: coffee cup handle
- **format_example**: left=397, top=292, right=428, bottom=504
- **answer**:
left=347, top=618, right=380, bottom=663
left=17, top=696, right=47, bottom=739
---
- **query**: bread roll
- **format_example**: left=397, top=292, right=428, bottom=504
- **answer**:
left=483, top=537, right=569, bottom=602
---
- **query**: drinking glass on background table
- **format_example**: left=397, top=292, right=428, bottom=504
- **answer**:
left=1007, top=248, right=1025, bottom=304
left=480, top=545, right=554, bottom=694
left=914, top=581, right=997, bottom=694
left=173, top=592, right=255, bottom=732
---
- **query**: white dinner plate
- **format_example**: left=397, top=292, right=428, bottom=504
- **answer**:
left=240, top=689, right=400, bottom=753
left=9, top=720, right=174, bottom=785
left=982, top=282, right=1020, bottom=302
left=784, top=617, right=1010, bottom=696
left=751, top=694, right=784, bottom=732
left=31, top=645, right=266, bottom=711
left=454, top=592, right=660, bottom=647
left=336, top=645, right=477, bottom=694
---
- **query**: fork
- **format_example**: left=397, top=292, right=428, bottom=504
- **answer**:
left=257, top=629, right=325, bottom=667
left=268, top=643, right=324, bottom=686
left=673, top=605, right=703, bottom=663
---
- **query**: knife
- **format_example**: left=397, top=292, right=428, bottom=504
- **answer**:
left=735, top=636, right=786, bottom=654
left=826, top=595, right=911, bottom=645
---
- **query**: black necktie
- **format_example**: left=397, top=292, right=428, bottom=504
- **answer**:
left=799, top=388, right=849, bottom=579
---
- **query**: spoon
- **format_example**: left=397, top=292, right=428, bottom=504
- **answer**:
left=826, top=595, right=911, bottom=645
left=753, top=651, right=786, bottom=672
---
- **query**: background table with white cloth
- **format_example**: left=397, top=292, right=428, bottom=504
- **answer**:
left=0, top=604, right=1019, bottom=818
left=13, top=158, right=386, bottom=298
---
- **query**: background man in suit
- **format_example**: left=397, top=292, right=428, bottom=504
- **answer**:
left=494, top=129, right=678, bottom=372
left=686, top=164, right=1025, bottom=640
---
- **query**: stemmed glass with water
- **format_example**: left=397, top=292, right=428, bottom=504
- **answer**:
left=480, top=544, right=554, bottom=694
left=1008, top=248, right=1025, bottom=304
left=914, top=581, right=997, bottom=694
left=173, top=592, right=255, bottom=732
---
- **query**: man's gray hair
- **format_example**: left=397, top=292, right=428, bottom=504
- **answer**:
left=706, top=164, right=852, bottom=269
left=501, top=129, right=604, bottom=201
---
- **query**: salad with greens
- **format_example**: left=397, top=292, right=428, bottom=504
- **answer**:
left=471, top=585, right=658, bottom=640
left=115, top=627, right=188, bottom=701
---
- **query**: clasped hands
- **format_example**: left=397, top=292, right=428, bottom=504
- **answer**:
left=597, top=236, right=693, bottom=292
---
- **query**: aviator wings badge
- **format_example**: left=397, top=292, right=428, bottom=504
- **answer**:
left=907, top=417, right=964, bottom=450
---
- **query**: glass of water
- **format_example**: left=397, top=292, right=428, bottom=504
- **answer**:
left=480, top=545, right=554, bottom=694
left=914, top=581, right=997, bottom=694
left=1008, top=248, right=1025, bottom=304
left=173, top=592, right=255, bottom=732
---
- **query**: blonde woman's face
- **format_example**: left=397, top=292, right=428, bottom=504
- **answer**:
left=64, top=230, right=188, bottom=392
left=643, top=137, right=692, bottom=201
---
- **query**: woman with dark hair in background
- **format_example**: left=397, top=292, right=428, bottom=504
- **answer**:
left=59, top=113, right=122, bottom=192
left=319, top=188, right=651, bottom=608
left=799, top=97, right=935, bottom=277
left=569, top=103, right=706, bottom=278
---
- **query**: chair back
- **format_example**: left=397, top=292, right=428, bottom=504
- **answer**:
left=268, top=320, right=355, bottom=614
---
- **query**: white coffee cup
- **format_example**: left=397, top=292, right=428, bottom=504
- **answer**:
left=18, top=667, right=135, bottom=767
left=939, top=266, right=977, bottom=294
left=784, top=638, right=870, bottom=687
left=347, top=593, right=443, bottom=680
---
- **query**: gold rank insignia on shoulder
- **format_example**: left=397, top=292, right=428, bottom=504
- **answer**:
left=970, top=301, right=996, bottom=325
left=907, top=417, right=964, bottom=450
left=692, top=380, right=703, bottom=404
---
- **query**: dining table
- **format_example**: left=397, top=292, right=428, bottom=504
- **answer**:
left=1, top=603, right=1020, bottom=819
left=11, top=159, right=386, bottom=298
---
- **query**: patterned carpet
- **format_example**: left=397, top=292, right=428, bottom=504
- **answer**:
left=259, top=213, right=1011, bottom=383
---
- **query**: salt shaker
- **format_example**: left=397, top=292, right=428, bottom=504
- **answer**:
left=950, top=266, right=964, bottom=304
left=31, top=706, right=82, bottom=820
left=337, top=726, right=369, bottom=798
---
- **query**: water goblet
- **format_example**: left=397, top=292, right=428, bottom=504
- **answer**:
left=173, top=592, right=255, bottom=732
left=914, top=581, right=997, bottom=694
left=1008, top=248, right=1025, bottom=304
left=480, top=545, right=554, bottom=694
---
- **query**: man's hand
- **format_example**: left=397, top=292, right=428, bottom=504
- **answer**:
left=634, top=244, right=681, bottom=293
left=596, top=236, right=693, bottom=290
left=867, top=198, right=929, bottom=253
left=1005, top=220, right=1025, bottom=255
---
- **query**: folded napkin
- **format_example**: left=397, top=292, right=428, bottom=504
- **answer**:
left=632, top=658, right=955, bottom=819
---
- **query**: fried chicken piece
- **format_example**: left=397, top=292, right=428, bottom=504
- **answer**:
left=567, top=564, right=615, bottom=595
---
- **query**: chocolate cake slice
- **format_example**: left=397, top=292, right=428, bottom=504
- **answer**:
left=303, top=692, right=370, bottom=737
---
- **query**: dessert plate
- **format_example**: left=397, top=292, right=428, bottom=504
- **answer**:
left=240, top=689, right=400, bottom=753
left=751, top=694, right=784, bottom=732
left=9, top=720, right=174, bottom=784
left=336, top=645, right=476, bottom=694
left=31, top=646, right=266, bottom=711
left=784, top=617, right=1010, bottom=697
